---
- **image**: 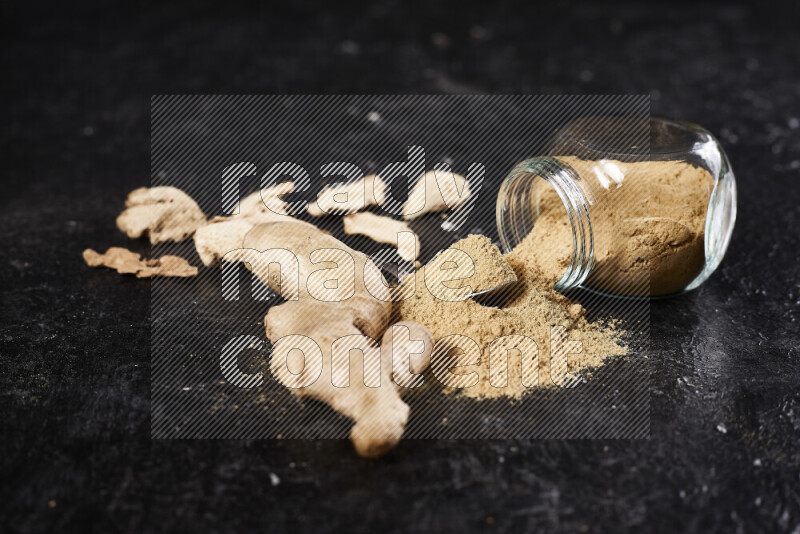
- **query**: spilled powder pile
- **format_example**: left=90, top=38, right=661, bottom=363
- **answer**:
left=430, top=234, right=518, bottom=293
left=396, top=236, right=627, bottom=400
left=521, top=158, right=715, bottom=296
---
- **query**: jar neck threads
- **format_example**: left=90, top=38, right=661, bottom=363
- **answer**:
left=496, top=157, right=594, bottom=291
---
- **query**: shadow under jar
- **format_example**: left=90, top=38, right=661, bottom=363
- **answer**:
left=496, top=116, right=737, bottom=298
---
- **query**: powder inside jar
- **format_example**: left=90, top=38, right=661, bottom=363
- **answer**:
left=520, top=158, right=715, bottom=296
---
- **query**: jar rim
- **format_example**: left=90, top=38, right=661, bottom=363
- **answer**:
left=496, top=157, right=594, bottom=291
left=554, top=115, right=711, bottom=159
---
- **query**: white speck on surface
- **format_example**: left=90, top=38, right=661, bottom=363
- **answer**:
left=716, top=423, right=727, bottom=434
left=181, top=387, right=191, bottom=391
left=339, top=40, right=359, bottom=55
left=753, top=458, right=762, bottom=467
left=679, top=490, right=686, bottom=499
left=269, top=473, right=280, bottom=486
left=367, top=111, right=381, bottom=123
left=788, top=117, right=799, bottom=129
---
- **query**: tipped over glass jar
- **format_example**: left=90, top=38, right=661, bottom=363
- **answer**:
left=496, top=116, right=737, bottom=298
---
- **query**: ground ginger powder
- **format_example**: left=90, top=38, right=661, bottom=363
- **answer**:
left=396, top=235, right=627, bottom=400
left=427, top=234, right=518, bottom=294
left=395, top=159, right=714, bottom=398
left=520, top=158, right=715, bottom=296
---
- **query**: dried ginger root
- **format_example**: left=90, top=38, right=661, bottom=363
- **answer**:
left=116, top=186, right=206, bottom=244
left=232, top=182, right=295, bottom=223
left=342, top=212, right=420, bottom=262
left=106, top=185, right=435, bottom=456
left=193, top=183, right=314, bottom=266
left=307, top=174, right=387, bottom=217
left=83, top=247, right=198, bottom=278
left=193, top=218, right=258, bottom=267
left=229, top=222, right=434, bottom=458
left=402, top=169, right=470, bottom=220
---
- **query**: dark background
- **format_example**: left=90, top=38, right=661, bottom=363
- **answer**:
left=2, top=0, right=799, bottom=532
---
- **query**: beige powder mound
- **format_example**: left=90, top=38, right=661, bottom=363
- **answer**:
left=396, top=236, right=626, bottom=400
left=429, top=234, right=518, bottom=294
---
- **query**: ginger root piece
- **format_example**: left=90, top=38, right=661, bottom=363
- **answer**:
left=402, top=169, right=470, bottom=220
left=116, top=186, right=206, bottom=244
left=193, top=218, right=258, bottom=267
left=234, top=182, right=295, bottom=223
left=342, top=212, right=420, bottom=262
left=266, top=301, right=434, bottom=459
left=307, top=174, right=387, bottom=217
left=232, top=222, right=392, bottom=330
left=193, top=213, right=317, bottom=267
left=193, top=183, right=309, bottom=267
left=229, top=221, right=431, bottom=458
left=381, top=321, right=434, bottom=382
left=83, top=247, right=198, bottom=278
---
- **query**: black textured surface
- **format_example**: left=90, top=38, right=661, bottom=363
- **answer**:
left=2, top=1, right=799, bottom=532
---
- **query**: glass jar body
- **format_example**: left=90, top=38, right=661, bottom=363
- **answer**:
left=496, top=117, right=737, bottom=298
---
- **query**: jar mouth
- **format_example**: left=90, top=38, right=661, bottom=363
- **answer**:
left=496, top=158, right=594, bottom=291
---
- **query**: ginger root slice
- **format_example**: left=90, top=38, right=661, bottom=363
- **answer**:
left=83, top=247, right=198, bottom=278
left=229, top=222, right=393, bottom=317
left=193, top=183, right=313, bottom=267
left=342, top=212, right=420, bottom=262
left=266, top=301, right=433, bottom=459
left=193, top=218, right=258, bottom=267
left=229, top=221, right=431, bottom=457
left=402, top=169, right=470, bottom=220
left=116, top=186, right=206, bottom=244
left=307, top=174, right=387, bottom=217
left=193, top=215, right=320, bottom=268
left=234, top=182, right=295, bottom=223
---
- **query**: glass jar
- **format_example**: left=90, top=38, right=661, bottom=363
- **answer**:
left=496, top=116, right=737, bottom=298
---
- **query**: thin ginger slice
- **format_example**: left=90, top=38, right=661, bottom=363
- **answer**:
left=83, top=247, right=198, bottom=278
left=116, top=186, right=206, bottom=244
